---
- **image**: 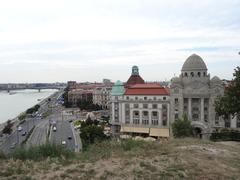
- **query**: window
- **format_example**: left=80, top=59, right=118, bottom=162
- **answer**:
left=185, top=72, right=188, bottom=77
left=115, top=96, right=118, bottom=100
left=142, top=119, right=149, bottom=125
left=203, top=72, right=206, bottom=76
left=133, top=119, right=140, bottom=124
left=134, top=104, right=139, bottom=108
left=174, top=98, right=178, bottom=104
left=153, top=97, right=157, bottom=100
left=175, top=113, right=178, bottom=120
left=144, top=97, right=147, bottom=100
left=125, top=104, right=130, bottom=109
left=134, top=111, right=139, bottom=116
left=152, top=104, right=158, bottom=109
left=197, top=72, right=201, bottom=77
left=126, top=96, right=129, bottom=100
left=143, top=111, right=148, bottom=116
left=135, top=96, right=138, bottom=100
left=162, top=119, right=167, bottom=126
left=152, top=111, right=158, bottom=117
left=163, top=97, right=166, bottom=100
left=143, top=104, right=148, bottom=109
left=152, top=119, right=158, bottom=125
left=191, top=72, right=194, bottom=77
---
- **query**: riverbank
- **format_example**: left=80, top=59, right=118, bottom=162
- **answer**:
left=0, top=90, right=59, bottom=134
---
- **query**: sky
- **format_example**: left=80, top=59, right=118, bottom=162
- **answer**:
left=0, top=0, right=240, bottom=83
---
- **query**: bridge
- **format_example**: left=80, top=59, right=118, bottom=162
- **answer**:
left=0, top=83, right=66, bottom=92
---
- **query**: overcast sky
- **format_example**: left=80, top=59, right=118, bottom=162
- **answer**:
left=0, top=0, right=240, bottom=83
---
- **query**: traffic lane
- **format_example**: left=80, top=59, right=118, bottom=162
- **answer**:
left=49, top=119, right=75, bottom=151
left=26, top=120, right=49, bottom=148
left=61, top=121, right=75, bottom=151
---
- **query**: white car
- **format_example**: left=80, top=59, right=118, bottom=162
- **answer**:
left=17, top=126, right=22, bottom=132
left=53, top=126, right=57, bottom=132
left=61, top=141, right=66, bottom=145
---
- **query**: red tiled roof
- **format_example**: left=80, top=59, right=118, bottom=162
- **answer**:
left=124, top=83, right=169, bottom=95
left=126, top=75, right=145, bottom=87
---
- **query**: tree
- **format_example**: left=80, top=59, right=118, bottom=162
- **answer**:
left=172, top=114, right=193, bottom=138
left=215, top=66, right=240, bottom=118
left=2, top=120, right=13, bottom=134
left=80, top=117, right=107, bottom=149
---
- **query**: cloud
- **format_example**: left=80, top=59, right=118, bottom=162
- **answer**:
left=0, top=0, right=240, bottom=82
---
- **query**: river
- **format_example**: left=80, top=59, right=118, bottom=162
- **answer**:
left=0, top=89, right=58, bottom=124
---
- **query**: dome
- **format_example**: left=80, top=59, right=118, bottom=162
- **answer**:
left=111, top=80, right=125, bottom=96
left=211, top=76, right=221, bottom=82
left=181, top=54, right=207, bottom=71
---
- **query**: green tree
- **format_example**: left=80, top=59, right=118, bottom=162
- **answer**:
left=2, top=120, right=13, bottom=134
left=80, top=117, right=107, bottom=149
left=215, top=66, right=240, bottom=118
left=172, top=114, right=193, bottom=138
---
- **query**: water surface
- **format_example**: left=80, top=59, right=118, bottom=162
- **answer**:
left=0, top=89, right=57, bottom=123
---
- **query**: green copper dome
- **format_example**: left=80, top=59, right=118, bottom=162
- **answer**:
left=111, top=80, right=125, bottom=96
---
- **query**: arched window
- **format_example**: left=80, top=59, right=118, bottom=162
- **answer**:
left=184, top=72, right=188, bottom=77
left=203, top=72, right=206, bottom=76
left=197, top=72, right=201, bottom=77
left=191, top=72, right=194, bottom=77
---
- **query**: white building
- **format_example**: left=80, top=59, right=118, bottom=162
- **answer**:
left=111, top=80, right=170, bottom=138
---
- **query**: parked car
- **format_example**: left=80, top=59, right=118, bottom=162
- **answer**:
left=53, top=126, right=57, bottom=132
left=61, top=141, right=66, bottom=145
left=22, top=131, right=27, bottom=136
left=68, top=136, right=72, bottom=140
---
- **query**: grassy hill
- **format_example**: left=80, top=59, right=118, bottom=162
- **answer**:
left=0, top=138, right=240, bottom=180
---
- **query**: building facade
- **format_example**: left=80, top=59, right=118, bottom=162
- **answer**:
left=170, top=54, right=226, bottom=137
left=68, top=89, right=93, bottom=106
left=111, top=67, right=170, bottom=138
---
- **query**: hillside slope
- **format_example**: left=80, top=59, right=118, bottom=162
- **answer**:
left=0, top=138, right=240, bottom=180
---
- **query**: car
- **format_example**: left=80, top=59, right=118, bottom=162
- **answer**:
left=10, top=142, right=16, bottom=149
left=68, top=119, right=73, bottom=123
left=61, top=141, right=66, bottom=145
left=68, top=136, right=72, bottom=140
left=22, top=131, right=27, bottom=136
left=53, top=126, right=57, bottom=132
left=17, top=126, right=22, bottom=132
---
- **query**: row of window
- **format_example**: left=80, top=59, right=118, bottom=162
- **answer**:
left=126, top=103, right=167, bottom=109
left=182, top=71, right=206, bottom=77
left=126, top=96, right=167, bottom=101
left=131, top=119, right=167, bottom=126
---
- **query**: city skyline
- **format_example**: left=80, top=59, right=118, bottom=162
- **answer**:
left=0, top=0, right=240, bottom=83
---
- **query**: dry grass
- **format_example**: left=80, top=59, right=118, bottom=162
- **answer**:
left=0, top=138, right=240, bottom=180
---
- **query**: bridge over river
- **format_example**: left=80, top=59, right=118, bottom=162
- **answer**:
left=0, top=83, right=66, bottom=92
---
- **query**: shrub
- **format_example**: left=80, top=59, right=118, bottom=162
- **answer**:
left=2, top=120, right=13, bottom=134
left=172, top=114, right=193, bottom=138
left=10, top=143, right=75, bottom=161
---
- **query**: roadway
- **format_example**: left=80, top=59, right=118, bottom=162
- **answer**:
left=0, top=90, right=68, bottom=154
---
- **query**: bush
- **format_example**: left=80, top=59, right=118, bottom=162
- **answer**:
left=10, top=143, right=75, bottom=161
left=2, top=120, right=13, bottom=134
left=210, top=129, right=240, bottom=141
left=80, top=117, right=107, bottom=149
left=172, top=114, right=193, bottom=138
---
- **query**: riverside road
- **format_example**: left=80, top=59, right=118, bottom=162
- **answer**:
left=0, top=90, right=82, bottom=154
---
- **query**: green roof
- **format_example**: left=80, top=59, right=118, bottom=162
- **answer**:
left=111, top=80, right=125, bottom=96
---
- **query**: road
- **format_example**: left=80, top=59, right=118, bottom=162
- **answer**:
left=0, top=90, right=65, bottom=154
left=49, top=113, right=76, bottom=151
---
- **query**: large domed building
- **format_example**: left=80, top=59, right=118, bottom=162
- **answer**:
left=170, top=54, right=224, bottom=137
